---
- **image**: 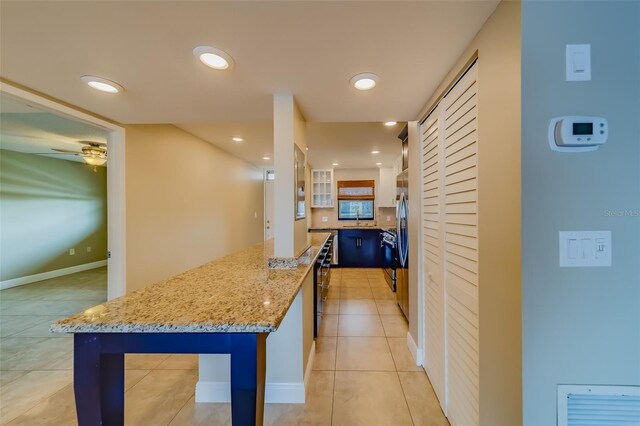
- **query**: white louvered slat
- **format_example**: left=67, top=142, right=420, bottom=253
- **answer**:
left=420, top=104, right=447, bottom=409
left=444, top=63, right=479, bottom=426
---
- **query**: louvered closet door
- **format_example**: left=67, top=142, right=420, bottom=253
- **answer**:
left=443, top=63, right=479, bottom=426
left=420, top=104, right=446, bottom=408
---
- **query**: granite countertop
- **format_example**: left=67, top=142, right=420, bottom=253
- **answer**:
left=308, top=225, right=391, bottom=231
left=51, top=233, right=330, bottom=334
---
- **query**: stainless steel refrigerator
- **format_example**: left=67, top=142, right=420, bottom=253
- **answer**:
left=396, top=170, right=409, bottom=319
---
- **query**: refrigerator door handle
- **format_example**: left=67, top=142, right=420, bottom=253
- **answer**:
left=398, top=192, right=409, bottom=267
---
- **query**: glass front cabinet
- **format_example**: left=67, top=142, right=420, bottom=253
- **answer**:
left=311, top=169, right=334, bottom=208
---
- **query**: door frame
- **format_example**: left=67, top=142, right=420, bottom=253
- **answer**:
left=263, top=169, right=274, bottom=241
left=0, top=81, right=127, bottom=299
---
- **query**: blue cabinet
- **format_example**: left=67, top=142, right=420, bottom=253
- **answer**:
left=338, top=229, right=382, bottom=267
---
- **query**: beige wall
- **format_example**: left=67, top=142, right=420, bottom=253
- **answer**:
left=310, top=168, right=396, bottom=228
left=125, top=124, right=264, bottom=293
left=0, top=149, right=108, bottom=282
left=413, top=1, right=522, bottom=424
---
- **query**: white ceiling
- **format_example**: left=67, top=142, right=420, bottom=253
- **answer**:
left=307, top=122, right=404, bottom=169
left=0, top=94, right=108, bottom=164
left=0, top=1, right=498, bottom=125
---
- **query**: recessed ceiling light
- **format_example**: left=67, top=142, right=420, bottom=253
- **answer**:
left=371, top=150, right=380, bottom=154
left=193, top=46, right=235, bottom=70
left=350, top=73, right=378, bottom=90
left=384, top=121, right=397, bottom=126
left=262, top=156, right=271, bottom=160
left=376, top=162, right=382, bottom=166
left=332, top=162, right=339, bottom=166
left=81, top=75, right=123, bottom=94
left=232, top=137, right=244, bottom=142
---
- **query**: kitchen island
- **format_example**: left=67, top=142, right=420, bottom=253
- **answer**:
left=51, top=232, right=330, bottom=426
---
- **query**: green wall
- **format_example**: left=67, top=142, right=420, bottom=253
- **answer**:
left=522, top=2, right=640, bottom=424
left=0, top=149, right=107, bottom=282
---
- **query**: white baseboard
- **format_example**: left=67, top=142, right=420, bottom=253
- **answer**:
left=196, top=341, right=316, bottom=404
left=1, top=260, right=108, bottom=290
left=407, top=331, right=423, bottom=366
left=304, top=341, right=316, bottom=391
left=196, top=380, right=306, bottom=404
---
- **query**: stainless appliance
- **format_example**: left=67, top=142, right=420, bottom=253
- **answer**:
left=381, top=229, right=397, bottom=291
left=396, top=126, right=410, bottom=319
left=330, top=230, right=338, bottom=265
left=396, top=172, right=409, bottom=319
left=309, top=229, right=339, bottom=265
left=314, top=239, right=332, bottom=337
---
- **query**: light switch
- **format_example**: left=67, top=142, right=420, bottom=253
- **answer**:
left=566, top=44, right=591, bottom=81
left=568, top=239, right=578, bottom=259
left=321, top=216, right=328, bottom=223
left=560, top=231, right=611, bottom=267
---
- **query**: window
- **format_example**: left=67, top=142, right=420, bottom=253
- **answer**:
left=338, top=200, right=374, bottom=220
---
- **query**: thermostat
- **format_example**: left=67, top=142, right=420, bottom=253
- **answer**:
left=549, top=116, right=608, bottom=152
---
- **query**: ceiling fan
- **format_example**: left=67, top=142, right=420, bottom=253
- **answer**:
left=34, top=141, right=107, bottom=170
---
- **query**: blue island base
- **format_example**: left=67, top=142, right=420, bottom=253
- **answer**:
left=73, top=332, right=267, bottom=426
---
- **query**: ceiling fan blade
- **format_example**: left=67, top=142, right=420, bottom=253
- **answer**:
left=31, top=151, right=80, bottom=155
left=52, top=148, right=82, bottom=154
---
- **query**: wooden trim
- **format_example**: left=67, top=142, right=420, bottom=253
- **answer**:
left=337, top=180, right=375, bottom=200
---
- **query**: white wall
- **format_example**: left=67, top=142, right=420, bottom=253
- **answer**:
left=125, top=124, right=264, bottom=292
left=521, top=2, right=640, bottom=424
left=274, top=94, right=309, bottom=258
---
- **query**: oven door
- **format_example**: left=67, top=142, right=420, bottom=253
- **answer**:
left=381, top=235, right=397, bottom=292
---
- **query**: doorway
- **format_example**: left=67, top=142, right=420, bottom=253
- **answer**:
left=264, top=169, right=274, bottom=240
left=0, top=81, right=126, bottom=299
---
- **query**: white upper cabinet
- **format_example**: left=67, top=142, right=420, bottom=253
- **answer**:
left=311, top=169, right=334, bottom=208
left=378, top=167, right=396, bottom=208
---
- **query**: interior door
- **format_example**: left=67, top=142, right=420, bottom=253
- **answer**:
left=420, top=102, right=447, bottom=409
left=265, top=180, right=274, bottom=240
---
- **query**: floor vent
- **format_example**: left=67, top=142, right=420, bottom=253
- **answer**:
left=558, top=385, right=640, bottom=426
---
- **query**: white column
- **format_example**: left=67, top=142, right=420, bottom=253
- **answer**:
left=273, top=93, right=296, bottom=257
left=273, top=93, right=308, bottom=258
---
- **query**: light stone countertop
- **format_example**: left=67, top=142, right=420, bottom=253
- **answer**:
left=51, top=233, right=330, bottom=334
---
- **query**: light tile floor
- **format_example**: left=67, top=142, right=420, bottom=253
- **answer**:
left=0, top=267, right=448, bottom=425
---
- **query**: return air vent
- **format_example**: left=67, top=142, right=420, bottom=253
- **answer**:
left=558, top=385, right=640, bottom=426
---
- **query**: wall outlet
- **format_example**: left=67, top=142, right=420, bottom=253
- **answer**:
left=322, top=216, right=328, bottom=223
left=69, top=248, right=75, bottom=255
left=386, top=215, right=391, bottom=222
left=87, top=246, right=92, bottom=253
left=254, top=212, right=258, bottom=219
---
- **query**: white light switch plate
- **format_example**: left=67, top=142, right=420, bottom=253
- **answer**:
left=566, top=44, right=591, bottom=81
left=322, top=216, right=328, bottom=223
left=559, top=230, right=611, bottom=267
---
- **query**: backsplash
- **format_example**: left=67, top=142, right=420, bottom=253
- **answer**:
left=310, top=207, right=396, bottom=228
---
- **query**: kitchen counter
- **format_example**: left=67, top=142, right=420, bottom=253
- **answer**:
left=51, top=232, right=330, bottom=334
